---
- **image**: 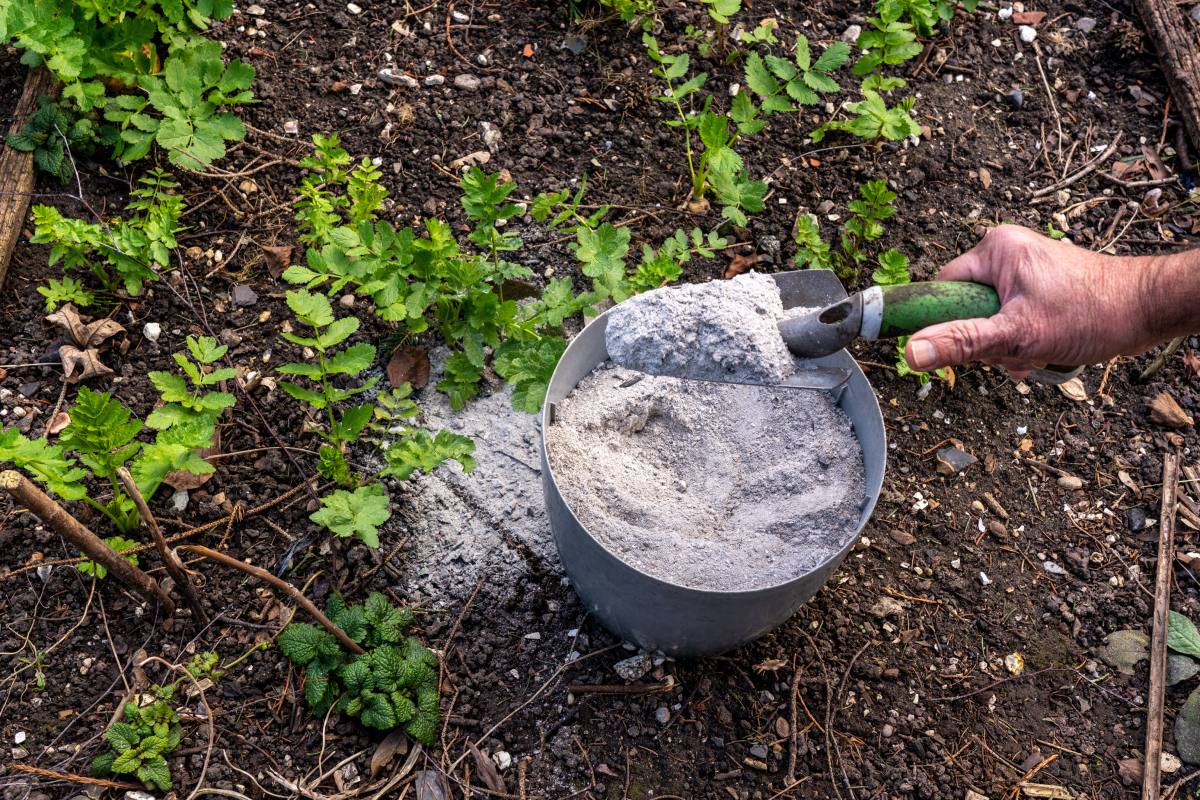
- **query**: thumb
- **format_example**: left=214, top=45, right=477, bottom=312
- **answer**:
left=904, top=317, right=1014, bottom=370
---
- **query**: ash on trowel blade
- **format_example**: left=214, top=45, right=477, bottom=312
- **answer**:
left=605, top=272, right=800, bottom=385
left=545, top=363, right=866, bottom=592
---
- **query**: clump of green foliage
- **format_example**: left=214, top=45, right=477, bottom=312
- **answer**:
left=744, top=35, right=851, bottom=113
left=5, top=96, right=98, bottom=183
left=38, top=275, right=95, bottom=312
left=78, top=535, right=139, bottom=579
left=2, top=0, right=255, bottom=170
left=643, top=34, right=766, bottom=224
left=90, top=651, right=223, bottom=790
left=146, top=335, right=235, bottom=444
left=278, top=593, right=440, bottom=743
left=30, top=169, right=184, bottom=297
left=0, top=385, right=215, bottom=535
left=793, top=179, right=903, bottom=279
left=284, top=135, right=723, bottom=418
left=811, top=90, right=921, bottom=144
left=276, top=288, right=475, bottom=546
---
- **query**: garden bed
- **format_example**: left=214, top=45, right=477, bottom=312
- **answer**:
left=2, top=0, right=1200, bottom=798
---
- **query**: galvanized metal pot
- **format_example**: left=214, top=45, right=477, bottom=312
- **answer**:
left=539, top=270, right=886, bottom=656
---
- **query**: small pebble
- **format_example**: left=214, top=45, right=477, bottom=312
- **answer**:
left=451, top=9, right=469, bottom=22
left=346, top=2, right=362, bottom=13
left=881, top=724, right=894, bottom=738
left=1043, top=560, right=1067, bottom=576
left=143, top=322, right=162, bottom=342
left=424, top=74, right=445, bottom=86
left=979, top=571, right=992, bottom=586
left=1019, top=25, right=1037, bottom=43
left=1007, top=88, right=1024, bottom=109
left=454, top=74, right=481, bottom=91
left=283, top=119, right=300, bottom=134
left=1058, top=475, right=1083, bottom=490
left=655, top=706, right=670, bottom=724
left=1075, top=16, right=1097, bottom=33
left=841, top=24, right=862, bottom=42
left=749, top=744, right=768, bottom=760
left=170, top=490, right=189, bottom=513
left=997, top=6, right=1013, bottom=19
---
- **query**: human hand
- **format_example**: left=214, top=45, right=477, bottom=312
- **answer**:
left=903, top=225, right=1164, bottom=377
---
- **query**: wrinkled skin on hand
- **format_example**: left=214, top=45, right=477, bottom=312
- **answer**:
left=904, top=225, right=1165, bottom=378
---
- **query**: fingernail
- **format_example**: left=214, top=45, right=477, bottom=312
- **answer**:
left=908, top=339, right=937, bottom=370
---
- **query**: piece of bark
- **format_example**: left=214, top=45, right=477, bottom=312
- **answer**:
left=0, top=68, right=57, bottom=292
left=1133, top=0, right=1200, bottom=153
left=0, top=470, right=174, bottom=611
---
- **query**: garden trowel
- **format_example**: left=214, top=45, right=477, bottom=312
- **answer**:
left=777, top=280, right=1082, bottom=385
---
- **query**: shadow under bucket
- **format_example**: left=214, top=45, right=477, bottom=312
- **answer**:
left=539, top=270, right=887, bottom=656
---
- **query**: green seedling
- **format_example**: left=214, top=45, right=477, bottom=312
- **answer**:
left=90, top=688, right=184, bottom=791
left=793, top=179, right=899, bottom=279
left=738, top=20, right=779, bottom=46
left=78, top=536, right=139, bottom=579
left=594, top=0, right=657, bottom=27
left=31, top=169, right=184, bottom=296
left=876, top=0, right=980, bottom=37
left=744, top=36, right=851, bottom=113
left=811, top=90, right=921, bottom=144
left=38, top=276, right=95, bottom=312
left=146, top=335, right=235, bottom=446
left=5, top=96, right=98, bottom=183
left=278, top=592, right=440, bottom=743
left=277, top=289, right=378, bottom=488
left=702, top=0, right=740, bottom=25
left=4, top=0, right=254, bottom=169
left=853, top=6, right=923, bottom=76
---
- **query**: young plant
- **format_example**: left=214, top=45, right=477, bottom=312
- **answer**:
left=738, top=19, right=779, bottom=46
left=90, top=687, right=184, bottom=791
left=277, top=289, right=378, bottom=488
left=38, top=276, right=95, bottom=311
left=702, top=0, right=740, bottom=25
left=31, top=169, right=184, bottom=296
left=877, top=0, right=980, bottom=37
left=5, top=96, right=97, bottom=183
left=146, top=335, right=235, bottom=446
left=811, top=90, right=920, bottom=144
left=594, top=0, right=658, bottom=27
left=4, top=0, right=255, bottom=169
left=744, top=36, right=851, bottom=113
left=792, top=179, right=899, bottom=280
left=78, top=536, right=139, bottom=579
left=277, top=592, right=440, bottom=743
left=852, top=6, right=924, bottom=76
left=643, top=33, right=711, bottom=205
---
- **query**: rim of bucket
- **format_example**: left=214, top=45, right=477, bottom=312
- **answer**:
left=539, top=306, right=885, bottom=599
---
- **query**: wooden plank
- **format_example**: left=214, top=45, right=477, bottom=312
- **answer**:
left=0, top=67, right=57, bottom=292
left=1134, top=0, right=1200, bottom=152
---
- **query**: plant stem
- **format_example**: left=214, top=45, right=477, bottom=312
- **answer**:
left=1, top=470, right=174, bottom=612
left=116, top=467, right=208, bottom=623
left=178, top=544, right=365, bottom=655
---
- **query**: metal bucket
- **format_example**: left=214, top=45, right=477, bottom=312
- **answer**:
left=539, top=270, right=886, bottom=656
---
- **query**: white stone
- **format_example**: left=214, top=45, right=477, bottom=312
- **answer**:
left=143, top=322, right=162, bottom=342
left=346, top=2, right=362, bottom=13
left=246, top=3, right=266, bottom=14
left=1019, top=25, right=1037, bottom=42
left=13, top=732, right=25, bottom=745
left=493, top=750, right=512, bottom=771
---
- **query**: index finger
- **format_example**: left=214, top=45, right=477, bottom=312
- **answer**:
left=936, top=246, right=989, bottom=284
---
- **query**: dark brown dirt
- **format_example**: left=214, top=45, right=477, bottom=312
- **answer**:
left=3, top=0, right=1200, bottom=798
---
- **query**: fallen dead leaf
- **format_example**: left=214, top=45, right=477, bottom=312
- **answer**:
left=469, top=744, right=507, bottom=794
left=1150, top=391, right=1194, bottom=428
left=59, top=345, right=114, bottom=383
left=414, top=769, right=450, bottom=800
left=387, top=347, right=431, bottom=390
left=47, top=412, right=71, bottom=435
left=1117, top=757, right=1143, bottom=783
left=450, top=150, right=490, bottom=170
left=1142, top=145, right=1170, bottom=180
left=1057, top=377, right=1087, bottom=402
left=724, top=252, right=761, bottom=279
left=370, top=730, right=409, bottom=778
left=1012, top=10, right=1047, bottom=24
left=752, top=657, right=788, bottom=673
left=1019, top=783, right=1072, bottom=799
left=1184, top=350, right=1200, bottom=376
left=978, top=167, right=992, bottom=189
left=163, top=429, right=221, bottom=491
left=263, top=245, right=294, bottom=279
left=46, top=304, right=125, bottom=349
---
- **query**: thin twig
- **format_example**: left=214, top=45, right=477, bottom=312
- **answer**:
left=178, top=545, right=364, bottom=655
left=7, top=763, right=141, bottom=790
left=117, top=467, right=208, bottom=623
left=1144, top=450, right=1181, bottom=800
left=1031, top=133, right=1124, bottom=198
left=1138, top=336, right=1187, bottom=383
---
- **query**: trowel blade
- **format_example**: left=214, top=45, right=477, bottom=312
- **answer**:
left=697, top=366, right=853, bottom=392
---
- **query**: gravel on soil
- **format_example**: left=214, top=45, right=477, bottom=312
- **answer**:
left=545, top=362, right=866, bottom=591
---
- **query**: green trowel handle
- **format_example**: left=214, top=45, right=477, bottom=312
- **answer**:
left=877, top=282, right=1000, bottom=337
left=876, top=281, right=1082, bottom=383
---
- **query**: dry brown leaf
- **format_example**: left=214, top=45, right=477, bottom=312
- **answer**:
left=1142, top=145, right=1170, bottom=180
left=752, top=657, right=788, bottom=673
left=1057, top=377, right=1087, bottom=402
left=468, top=744, right=507, bottom=794
left=1012, top=10, right=1047, bottom=24
left=262, top=245, right=294, bottom=279
left=59, top=345, right=113, bottom=383
left=1019, top=784, right=1072, bottom=800
left=387, top=347, right=431, bottom=390
left=500, top=278, right=541, bottom=301
left=414, top=769, right=450, bottom=800
left=978, top=167, right=992, bottom=189
left=370, top=730, right=409, bottom=778
left=724, top=252, right=761, bottom=279
left=163, top=429, right=221, bottom=491
left=47, top=412, right=71, bottom=435
left=46, top=305, right=125, bottom=348
left=1150, top=391, right=1194, bottom=428
left=1184, top=350, right=1200, bottom=376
